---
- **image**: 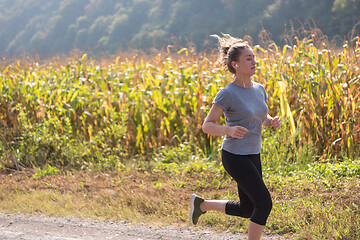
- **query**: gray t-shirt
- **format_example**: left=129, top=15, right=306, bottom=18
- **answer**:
left=213, top=81, right=268, bottom=155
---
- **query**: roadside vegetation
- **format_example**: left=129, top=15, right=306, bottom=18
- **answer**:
left=0, top=31, right=359, bottom=239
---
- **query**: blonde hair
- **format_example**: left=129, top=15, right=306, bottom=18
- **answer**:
left=211, top=33, right=251, bottom=74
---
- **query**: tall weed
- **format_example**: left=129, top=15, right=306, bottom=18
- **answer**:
left=2, top=105, right=128, bottom=171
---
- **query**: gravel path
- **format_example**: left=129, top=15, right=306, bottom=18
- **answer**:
left=0, top=213, right=289, bottom=240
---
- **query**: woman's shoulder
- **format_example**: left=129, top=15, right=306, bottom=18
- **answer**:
left=217, top=83, right=233, bottom=94
left=252, top=82, right=268, bottom=100
left=215, top=85, right=231, bottom=99
left=253, top=82, right=266, bottom=91
left=252, top=81, right=264, bottom=88
left=213, top=84, right=234, bottom=108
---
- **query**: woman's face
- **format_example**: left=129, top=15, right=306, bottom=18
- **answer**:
left=233, top=48, right=256, bottom=76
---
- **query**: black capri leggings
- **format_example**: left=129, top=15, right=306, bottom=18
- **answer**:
left=222, top=149, right=272, bottom=226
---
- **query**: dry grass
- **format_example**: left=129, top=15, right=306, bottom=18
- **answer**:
left=0, top=170, right=220, bottom=225
left=0, top=170, right=359, bottom=239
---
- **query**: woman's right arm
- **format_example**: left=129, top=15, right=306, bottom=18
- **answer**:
left=202, top=104, right=248, bottom=139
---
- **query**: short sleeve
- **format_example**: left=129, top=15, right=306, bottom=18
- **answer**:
left=213, top=88, right=231, bottom=111
left=265, top=90, right=268, bottom=101
left=260, top=84, right=268, bottom=101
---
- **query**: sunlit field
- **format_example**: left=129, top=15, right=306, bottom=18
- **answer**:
left=0, top=34, right=359, bottom=239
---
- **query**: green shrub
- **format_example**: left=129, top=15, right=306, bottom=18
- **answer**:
left=12, top=106, right=128, bottom=171
left=32, top=164, right=60, bottom=178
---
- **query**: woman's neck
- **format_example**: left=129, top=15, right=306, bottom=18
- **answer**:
left=233, top=76, right=253, bottom=88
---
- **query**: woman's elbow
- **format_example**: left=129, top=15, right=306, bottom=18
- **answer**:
left=202, top=122, right=209, bottom=134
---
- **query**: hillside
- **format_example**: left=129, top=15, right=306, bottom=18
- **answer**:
left=0, top=0, right=359, bottom=56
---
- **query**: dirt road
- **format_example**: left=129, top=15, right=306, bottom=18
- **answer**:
left=0, top=213, right=288, bottom=240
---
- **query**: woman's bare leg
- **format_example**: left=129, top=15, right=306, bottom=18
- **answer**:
left=200, top=200, right=228, bottom=214
left=248, top=221, right=265, bottom=240
left=201, top=201, right=265, bottom=240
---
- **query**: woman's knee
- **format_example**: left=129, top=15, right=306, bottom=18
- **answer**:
left=255, top=194, right=272, bottom=217
left=250, top=197, right=272, bottom=226
left=263, top=197, right=273, bottom=215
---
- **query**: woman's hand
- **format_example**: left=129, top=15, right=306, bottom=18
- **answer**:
left=227, top=126, right=248, bottom=139
left=264, top=115, right=281, bottom=129
left=270, top=116, right=281, bottom=129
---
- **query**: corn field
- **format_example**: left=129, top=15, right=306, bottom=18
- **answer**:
left=0, top=36, right=359, bottom=169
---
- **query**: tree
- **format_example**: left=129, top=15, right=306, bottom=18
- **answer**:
left=332, top=0, right=360, bottom=37
left=0, top=0, right=358, bottom=55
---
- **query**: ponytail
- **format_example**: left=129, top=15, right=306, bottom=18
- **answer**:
left=211, top=33, right=250, bottom=74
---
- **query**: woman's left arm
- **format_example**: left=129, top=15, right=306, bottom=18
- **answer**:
left=263, top=114, right=281, bottom=129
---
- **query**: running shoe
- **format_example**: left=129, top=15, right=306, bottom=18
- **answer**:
left=190, top=194, right=206, bottom=225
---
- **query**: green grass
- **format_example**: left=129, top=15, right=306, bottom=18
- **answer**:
left=1, top=132, right=359, bottom=239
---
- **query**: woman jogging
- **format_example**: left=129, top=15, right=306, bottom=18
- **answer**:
left=190, top=34, right=281, bottom=240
